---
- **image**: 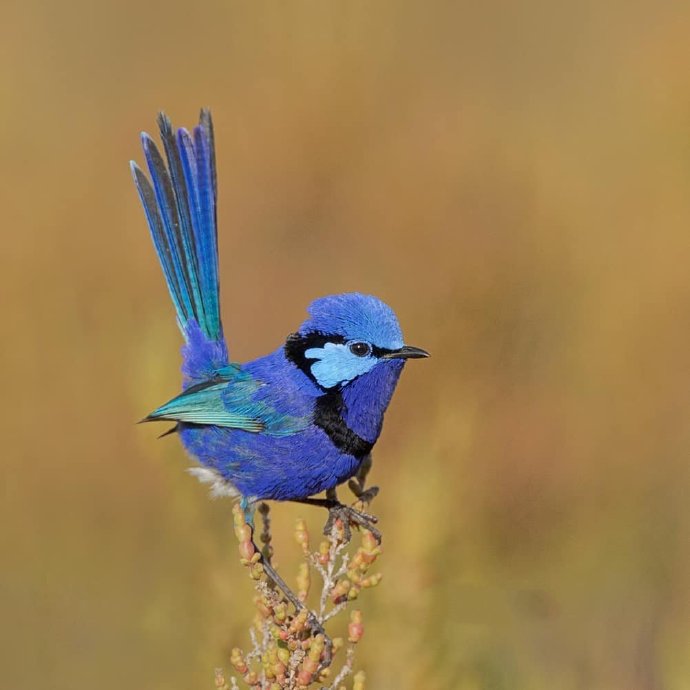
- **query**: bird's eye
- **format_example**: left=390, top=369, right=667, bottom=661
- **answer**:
left=349, top=341, right=371, bottom=357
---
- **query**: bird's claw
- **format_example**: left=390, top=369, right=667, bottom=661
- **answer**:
left=355, top=485, right=379, bottom=504
left=324, top=502, right=381, bottom=543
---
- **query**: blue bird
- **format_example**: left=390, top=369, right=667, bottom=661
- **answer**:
left=130, top=110, right=428, bottom=629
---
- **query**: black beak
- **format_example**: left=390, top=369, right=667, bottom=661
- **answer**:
left=382, top=345, right=430, bottom=360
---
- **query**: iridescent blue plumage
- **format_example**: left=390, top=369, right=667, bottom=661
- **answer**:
left=131, top=110, right=428, bottom=504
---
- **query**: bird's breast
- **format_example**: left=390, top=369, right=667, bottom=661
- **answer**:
left=340, top=360, right=405, bottom=442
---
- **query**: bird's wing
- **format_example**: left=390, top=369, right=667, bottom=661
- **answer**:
left=143, top=365, right=310, bottom=436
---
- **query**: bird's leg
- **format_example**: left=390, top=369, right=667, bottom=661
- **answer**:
left=325, top=500, right=381, bottom=544
left=348, top=453, right=379, bottom=505
left=292, top=489, right=381, bottom=543
left=249, top=517, right=333, bottom=669
left=257, top=502, right=273, bottom=564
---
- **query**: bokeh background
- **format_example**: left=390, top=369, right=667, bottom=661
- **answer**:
left=2, top=2, right=690, bottom=688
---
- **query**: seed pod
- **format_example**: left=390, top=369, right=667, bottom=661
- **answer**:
left=318, top=541, right=330, bottom=565
left=330, top=578, right=351, bottom=603
left=308, top=634, right=325, bottom=662
left=296, top=562, right=310, bottom=601
left=214, top=668, right=230, bottom=690
left=273, top=601, right=287, bottom=623
left=295, top=518, right=310, bottom=553
left=238, top=538, right=255, bottom=563
left=277, top=646, right=290, bottom=665
left=232, top=504, right=247, bottom=538
left=254, top=595, right=272, bottom=619
left=361, top=530, right=380, bottom=554
left=361, top=573, right=383, bottom=588
left=243, top=670, right=258, bottom=686
left=353, top=670, right=366, bottom=690
left=348, top=610, right=364, bottom=643
left=289, top=608, right=309, bottom=634
left=230, top=647, right=248, bottom=675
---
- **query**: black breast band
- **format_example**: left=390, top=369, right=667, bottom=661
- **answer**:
left=313, top=391, right=373, bottom=458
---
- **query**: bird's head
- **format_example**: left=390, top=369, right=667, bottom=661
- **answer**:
left=284, top=293, right=429, bottom=390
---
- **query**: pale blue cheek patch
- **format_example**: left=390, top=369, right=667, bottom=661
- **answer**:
left=305, top=343, right=377, bottom=389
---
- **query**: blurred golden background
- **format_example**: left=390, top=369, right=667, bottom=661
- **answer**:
left=2, top=2, right=690, bottom=688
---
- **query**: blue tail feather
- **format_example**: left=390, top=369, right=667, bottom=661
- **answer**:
left=131, top=110, right=226, bottom=375
left=176, top=118, right=221, bottom=340
left=154, top=115, right=207, bottom=331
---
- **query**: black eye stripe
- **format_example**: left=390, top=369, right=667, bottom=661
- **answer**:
left=371, top=344, right=395, bottom=358
left=285, top=331, right=397, bottom=389
left=284, top=331, right=344, bottom=388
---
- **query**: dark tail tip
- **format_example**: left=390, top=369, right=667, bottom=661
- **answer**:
left=158, top=424, right=180, bottom=438
left=156, top=111, right=173, bottom=135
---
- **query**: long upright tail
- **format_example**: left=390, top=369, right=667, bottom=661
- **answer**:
left=131, top=110, right=228, bottom=380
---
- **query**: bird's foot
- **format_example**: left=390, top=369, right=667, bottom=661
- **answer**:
left=353, top=484, right=379, bottom=505
left=324, top=502, right=381, bottom=544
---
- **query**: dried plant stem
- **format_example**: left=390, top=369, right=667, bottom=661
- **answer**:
left=224, top=491, right=382, bottom=690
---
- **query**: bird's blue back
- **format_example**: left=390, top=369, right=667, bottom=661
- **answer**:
left=131, top=111, right=425, bottom=502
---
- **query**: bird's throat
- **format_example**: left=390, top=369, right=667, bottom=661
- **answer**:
left=313, top=360, right=404, bottom=457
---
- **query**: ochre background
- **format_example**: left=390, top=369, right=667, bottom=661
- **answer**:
left=2, top=2, right=690, bottom=688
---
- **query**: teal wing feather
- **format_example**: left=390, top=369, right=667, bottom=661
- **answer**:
left=144, top=365, right=309, bottom=436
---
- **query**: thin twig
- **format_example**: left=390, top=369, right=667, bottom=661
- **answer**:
left=227, top=497, right=379, bottom=688
left=326, top=646, right=355, bottom=690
